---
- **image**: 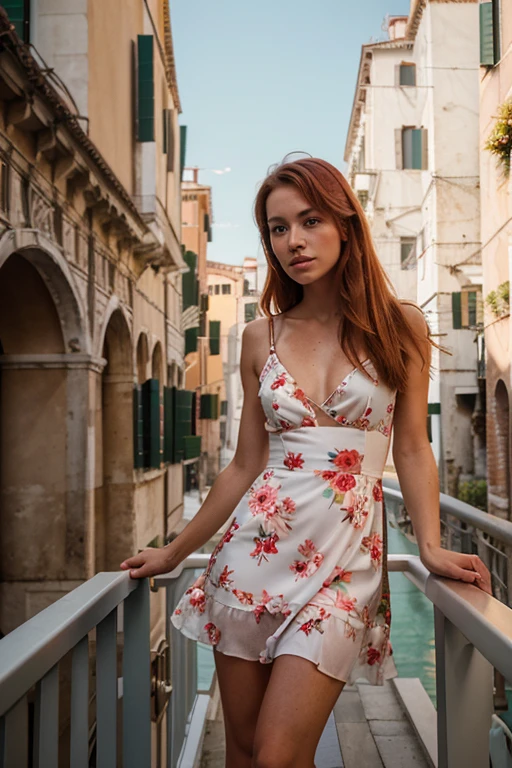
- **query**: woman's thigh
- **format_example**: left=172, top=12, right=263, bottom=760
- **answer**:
left=213, top=649, right=273, bottom=766
left=253, top=654, right=346, bottom=768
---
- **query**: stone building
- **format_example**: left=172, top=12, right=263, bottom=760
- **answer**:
left=479, top=0, right=512, bottom=520
left=0, top=0, right=187, bottom=662
left=345, top=1, right=484, bottom=495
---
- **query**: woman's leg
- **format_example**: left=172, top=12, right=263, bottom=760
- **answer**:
left=213, top=648, right=273, bottom=768
left=252, top=654, right=346, bottom=768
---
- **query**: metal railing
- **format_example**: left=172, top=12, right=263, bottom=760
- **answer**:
left=1, top=491, right=512, bottom=767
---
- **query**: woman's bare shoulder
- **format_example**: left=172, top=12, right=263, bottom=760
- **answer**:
left=398, top=300, right=429, bottom=335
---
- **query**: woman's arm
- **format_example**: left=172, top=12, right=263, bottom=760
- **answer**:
left=392, top=304, right=491, bottom=593
left=121, top=319, right=270, bottom=578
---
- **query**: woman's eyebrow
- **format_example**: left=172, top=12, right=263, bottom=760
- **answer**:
left=267, top=207, right=316, bottom=224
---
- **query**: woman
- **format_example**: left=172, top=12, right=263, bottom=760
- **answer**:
left=121, top=157, right=491, bottom=768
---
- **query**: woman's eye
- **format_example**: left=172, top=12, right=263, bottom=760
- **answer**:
left=272, top=225, right=286, bottom=234
left=305, top=218, right=320, bottom=226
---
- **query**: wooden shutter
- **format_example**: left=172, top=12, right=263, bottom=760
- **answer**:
left=479, top=2, right=495, bottom=66
left=166, top=109, right=175, bottom=172
left=395, top=128, right=404, bottom=170
left=421, top=129, right=428, bottom=170
left=411, top=129, right=423, bottom=170
left=183, top=435, right=202, bottom=460
left=180, top=125, right=187, bottom=180
left=467, top=291, right=477, bottom=327
left=137, top=36, right=154, bottom=142
left=185, top=327, right=198, bottom=355
left=142, top=379, right=161, bottom=468
left=162, top=109, right=169, bottom=154
left=200, top=393, right=219, bottom=420
left=133, top=385, right=144, bottom=468
left=452, top=292, right=462, bottom=329
left=164, top=386, right=175, bottom=463
left=174, top=389, right=193, bottom=462
left=4, top=0, right=28, bottom=42
left=182, top=251, right=198, bottom=310
left=209, top=320, right=220, bottom=355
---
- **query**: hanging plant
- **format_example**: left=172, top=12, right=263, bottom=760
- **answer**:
left=485, top=100, right=512, bottom=177
left=485, top=280, right=510, bottom=318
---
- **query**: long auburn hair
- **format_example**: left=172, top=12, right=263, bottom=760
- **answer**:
left=254, top=157, right=436, bottom=393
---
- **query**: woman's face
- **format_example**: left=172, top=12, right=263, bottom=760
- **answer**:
left=266, top=184, right=342, bottom=285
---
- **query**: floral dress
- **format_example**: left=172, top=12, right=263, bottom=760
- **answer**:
left=171, top=317, right=398, bottom=685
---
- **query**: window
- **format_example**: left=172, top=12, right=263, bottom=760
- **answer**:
left=137, top=36, right=154, bottom=142
left=209, top=320, right=221, bottom=355
left=204, top=213, right=212, bottom=242
left=400, top=238, right=416, bottom=270
left=452, top=288, right=483, bottom=329
left=200, top=393, right=219, bottom=419
left=245, top=303, right=258, bottom=323
left=133, top=379, right=162, bottom=469
left=182, top=251, right=198, bottom=310
left=398, top=63, right=416, bottom=86
left=221, top=284, right=231, bottom=295
left=214, top=284, right=220, bottom=295
left=399, top=127, right=428, bottom=170
left=4, top=0, right=29, bottom=43
left=480, top=0, right=501, bottom=66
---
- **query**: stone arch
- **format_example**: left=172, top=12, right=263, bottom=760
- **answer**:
left=136, top=332, right=149, bottom=384
left=495, top=379, right=511, bottom=519
left=94, top=294, right=132, bottom=364
left=96, top=307, right=135, bottom=571
left=0, top=228, right=88, bottom=353
left=151, top=341, right=163, bottom=384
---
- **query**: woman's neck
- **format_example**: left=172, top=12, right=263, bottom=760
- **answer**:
left=296, top=273, right=341, bottom=321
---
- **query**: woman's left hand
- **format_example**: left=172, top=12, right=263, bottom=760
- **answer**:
left=420, top=545, right=492, bottom=595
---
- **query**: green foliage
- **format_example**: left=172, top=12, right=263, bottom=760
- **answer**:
left=485, top=100, right=512, bottom=176
left=457, top=479, right=488, bottom=512
left=485, top=280, right=510, bottom=318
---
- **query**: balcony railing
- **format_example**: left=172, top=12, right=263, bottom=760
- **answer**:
left=1, top=491, right=512, bottom=767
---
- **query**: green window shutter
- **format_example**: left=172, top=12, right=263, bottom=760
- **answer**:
left=142, top=379, right=161, bottom=468
left=428, top=402, right=441, bottom=415
left=412, top=129, right=423, bottom=170
left=200, top=393, right=210, bottom=419
left=4, top=0, right=28, bottom=42
left=204, top=213, right=212, bottom=242
left=399, top=64, right=416, bottom=86
left=180, top=125, right=187, bottom=180
left=183, top=435, right=202, bottom=460
left=182, top=250, right=198, bottom=310
left=452, top=292, right=462, bottom=329
left=185, top=327, right=198, bottom=355
left=162, top=109, right=169, bottom=154
left=200, top=293, right=209, bottom=313
left=137, top=35, right=154, bottom=142
left=166, top=109, right=175, bottom=172
left=133, top=385, right=144, bottom=468
left=174, top=389, right=193, bottom=462
left=468, top=291, right=477, bottom=327
left=164, top=386, right=175, bottom=463
left=480, top=2, right=495, bottom=66
left=220, top=400, right=228, bottom=416
left=209, top=320, right=220, bottom=355
left=427, top=415, right=432, bottom=443
left=244, top=303, right=257, bottom=323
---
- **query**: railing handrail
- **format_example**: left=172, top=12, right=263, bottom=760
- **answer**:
left=383, top=478, right=512, bottom=546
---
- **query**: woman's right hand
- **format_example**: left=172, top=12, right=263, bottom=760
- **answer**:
left=120, top=543, right=179, bottom=579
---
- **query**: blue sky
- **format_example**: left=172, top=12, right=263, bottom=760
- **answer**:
left=171, top=1, right=411, bottom=265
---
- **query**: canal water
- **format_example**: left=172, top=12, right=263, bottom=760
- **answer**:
left=196, top=514, right=437, bottom=704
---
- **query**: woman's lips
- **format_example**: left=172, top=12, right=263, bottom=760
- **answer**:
left=290, top=257, right=315, bottom=269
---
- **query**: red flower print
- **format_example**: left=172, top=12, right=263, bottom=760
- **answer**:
left=187, top=588, right=206, bottom=613
left=323, top=566, right=352, bottom=587
left=263, top=470, right=274, bottom=480
left=271, top=375, right=287, bottom=390
left=372, top=482, right=383, bottom=502
left=333, top=449, right=362, bottom=473
left=301, top=416, right=316, bottom=427
left=174, top=608, right=182, bottom=615
left=281, top=496, right=296, bottom=514
left=204, top=622, right=221, bottom=645
left=250, top=533, right=279, bottom=565
left=332, top=473, right=356, bottom=494
left=233, top=589, right=254, bottom=605
left=387, top=402, right=394, bottom=413
left=293, top=388, right=310, bottom=407
left=272, top=402, right=279, bottom=410
left=342, top=494, right=370, bottom=528
left=367, top=646, right=381, bottom=666
left=299, top=619, right=314, bottom=635
left=290, top=559, right=309, bottom=577
left=253, top=604, right=266, bottom=623
left=221, top=519, right=239, bottom=546
left=364, top=407, right=372, bottom=418
left=361, top=533, right=383, bottom=569
left=297, top=539, right=316, bottom=558
left=284, top=451, right=305, bottom=471
left=335, top=593, right=357, bottom=612
left=248, top=483, right=279, bottom=516
left=253, top=589, right=290, bottom=621
left=279, top=419, right=293, bottom=431
left=218, top=565, right=234, bottom=590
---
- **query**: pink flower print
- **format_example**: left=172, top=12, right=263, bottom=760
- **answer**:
left=272, top=402, right=279, bottom=410
left=332, top=449, right=363, bottom=473
left=344, top=623, right=357, bottom=641
left=361, top=533, right=383, bottom=569
left=387, top=402, right=394, bottom=414
left=281, top=496, right=296, bottom=514
left=187, top=588, right=206, bottom=613
left=261, top=496, right=295, bottom=537
left=283, top=451, right=305, bottom=471
left=335, top=593, right=357, bottom=612
left=297, top=539, right=316, bottom=558
left=293, top=388, right=310, bottom=408
left=335, top=415, right=348, bottom=426
left=271, top=374, right=287, bottom=390
left=301, top=416, right=316, bottom=427
left=298, top=605, right=331, bottom=634
left=372, top=482, right=383, bottom=502
left=332, top=473, right=356, bottom=494
left=218, top=565, right=234, bottom=590
left=342, top=494, right=370, bottom=528
left=174, top=608, right=182, bottom=615
left=253, top=589, right=290, bottom=622
left=314, top=469, right=337, bottom=482
left=367, top=646, right=381, bottom=666
left=253, top=604, right=266, bottom=623
left=248, top=483, right=279, bottom=516
left=279, top=419, right=294, bottom=431
left=263, top=470, right=274, bottom=480
left=233, top=589, right=254, bottom=605
left=299, top=619, right=315, bottom=635
left=289, top=559, right=309, bottom=578
left=250, top=533, right=279, bottom=565
left=204, top=622, right=221, bottom=646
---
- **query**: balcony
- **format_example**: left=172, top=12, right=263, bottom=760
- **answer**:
left=1, top=486, right=512, bottom=767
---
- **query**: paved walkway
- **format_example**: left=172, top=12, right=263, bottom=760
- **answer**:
left=200, top=679, right=433, bottom=768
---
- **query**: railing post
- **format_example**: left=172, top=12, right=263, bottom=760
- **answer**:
left=434, top=607, right=493, bottom=768
left=123, top=580, right=151, bottom=768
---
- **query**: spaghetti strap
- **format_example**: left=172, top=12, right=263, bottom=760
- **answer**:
left=269, top=315, right=276, bottom=352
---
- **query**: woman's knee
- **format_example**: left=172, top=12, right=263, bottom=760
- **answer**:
left=252, top=742, right=300, bottom=768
